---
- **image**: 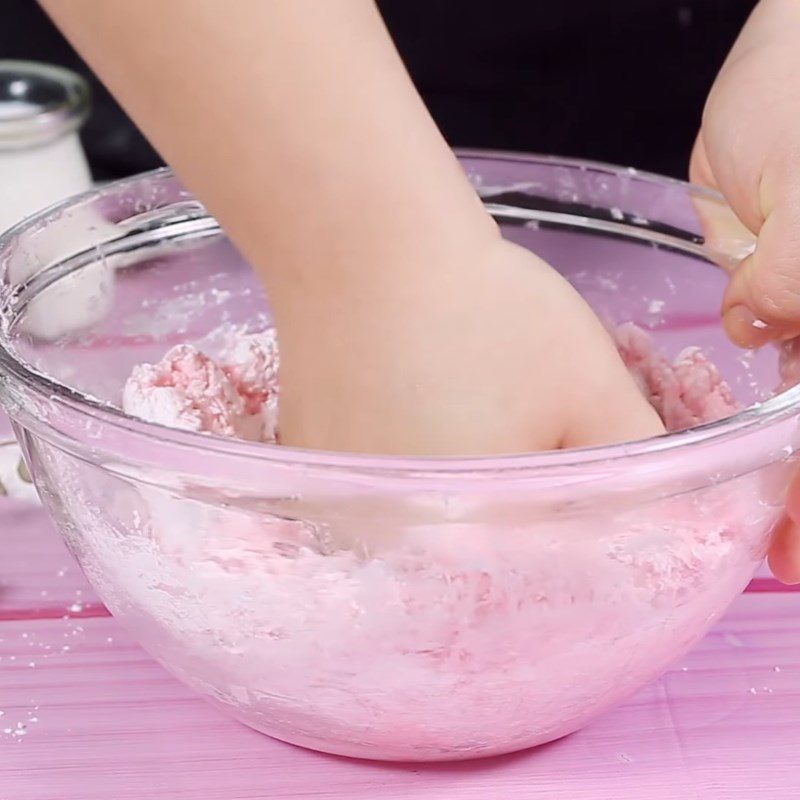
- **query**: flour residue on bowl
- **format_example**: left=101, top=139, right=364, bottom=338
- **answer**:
left=55, top=320, right=771, bottom=761
left=56, top=432, right=771, bottom=760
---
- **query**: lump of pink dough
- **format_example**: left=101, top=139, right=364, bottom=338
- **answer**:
left=614, top=322, right=739, bottom=431
left=123, top=345, right=245, bottom=437
left=122, top=334, right=280, bottom=442
left=218, top=329, right=280, bottom=442
left=218, top=330, right=279, bottom=442
left=670, top=348, right=740, bottom=428
left=219, top=329, right=279, bottom=414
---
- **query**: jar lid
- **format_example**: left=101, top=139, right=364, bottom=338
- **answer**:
left=0, top=60, right=90, bottom=150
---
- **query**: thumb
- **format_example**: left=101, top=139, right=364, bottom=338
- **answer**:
left=721, top=177, right=800, bottom=348
left=690, top=136, right=757, bottom=272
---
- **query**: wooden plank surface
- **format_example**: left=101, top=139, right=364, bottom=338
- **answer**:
left=1, top=501, right=800, bottom=799
left=0, top=500, right=100, bottom=617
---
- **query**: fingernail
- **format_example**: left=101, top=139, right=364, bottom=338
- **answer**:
left=722, top=305, right=777, bottom=348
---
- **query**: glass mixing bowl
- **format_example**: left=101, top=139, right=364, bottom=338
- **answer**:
left=1, top=153, right=798, bottom=762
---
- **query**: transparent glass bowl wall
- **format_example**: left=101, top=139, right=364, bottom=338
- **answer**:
left=0, top=154, right=798, bottom=762
left=0, top=60, right=92, bottom=496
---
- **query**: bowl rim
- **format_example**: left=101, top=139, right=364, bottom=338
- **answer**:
left=2, top=150, right=799, bottom=475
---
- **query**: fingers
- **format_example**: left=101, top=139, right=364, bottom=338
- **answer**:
left=770, top=467, right=800, bottom=585
left=689, top=137, right=757, bottom=275
left=768, top=516, right=800, bottom=585
left=721, top=190, right=800, bottom=348
left=702, top=67, right=800, bottom=348
left=696, top=37, right=800, bottom=348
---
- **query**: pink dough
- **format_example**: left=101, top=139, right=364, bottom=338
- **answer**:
left=122, top=324, right=739, bottom=441
left=123, top=329, right=279, bottom=442
left=613, top=323, right=739, bottom=430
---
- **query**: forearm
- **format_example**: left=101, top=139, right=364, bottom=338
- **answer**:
left=40, top=0, right=496, bottom=303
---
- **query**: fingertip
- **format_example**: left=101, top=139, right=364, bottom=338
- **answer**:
left=768, top=516, right=800, bottom=585
left=722, top=256, right=800, bottom=347
left=721, top=304, right=776, bottom=349
left=723, top=205, right=800, bottom=343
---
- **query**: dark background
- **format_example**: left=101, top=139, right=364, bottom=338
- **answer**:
left=1, top=0, right=757, bottom=181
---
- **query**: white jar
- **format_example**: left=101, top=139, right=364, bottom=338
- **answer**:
left=0, top=60, right=92, bottom=235
left=0, top=61, right=116, bottom=345
left=0, top=61, right=93, bottom=500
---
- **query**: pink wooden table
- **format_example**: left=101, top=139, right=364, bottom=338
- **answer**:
left=1, top=498, right=799, bottom=800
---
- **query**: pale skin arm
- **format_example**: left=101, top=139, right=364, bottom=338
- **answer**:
left=42, top=0, right=662, bottom=457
